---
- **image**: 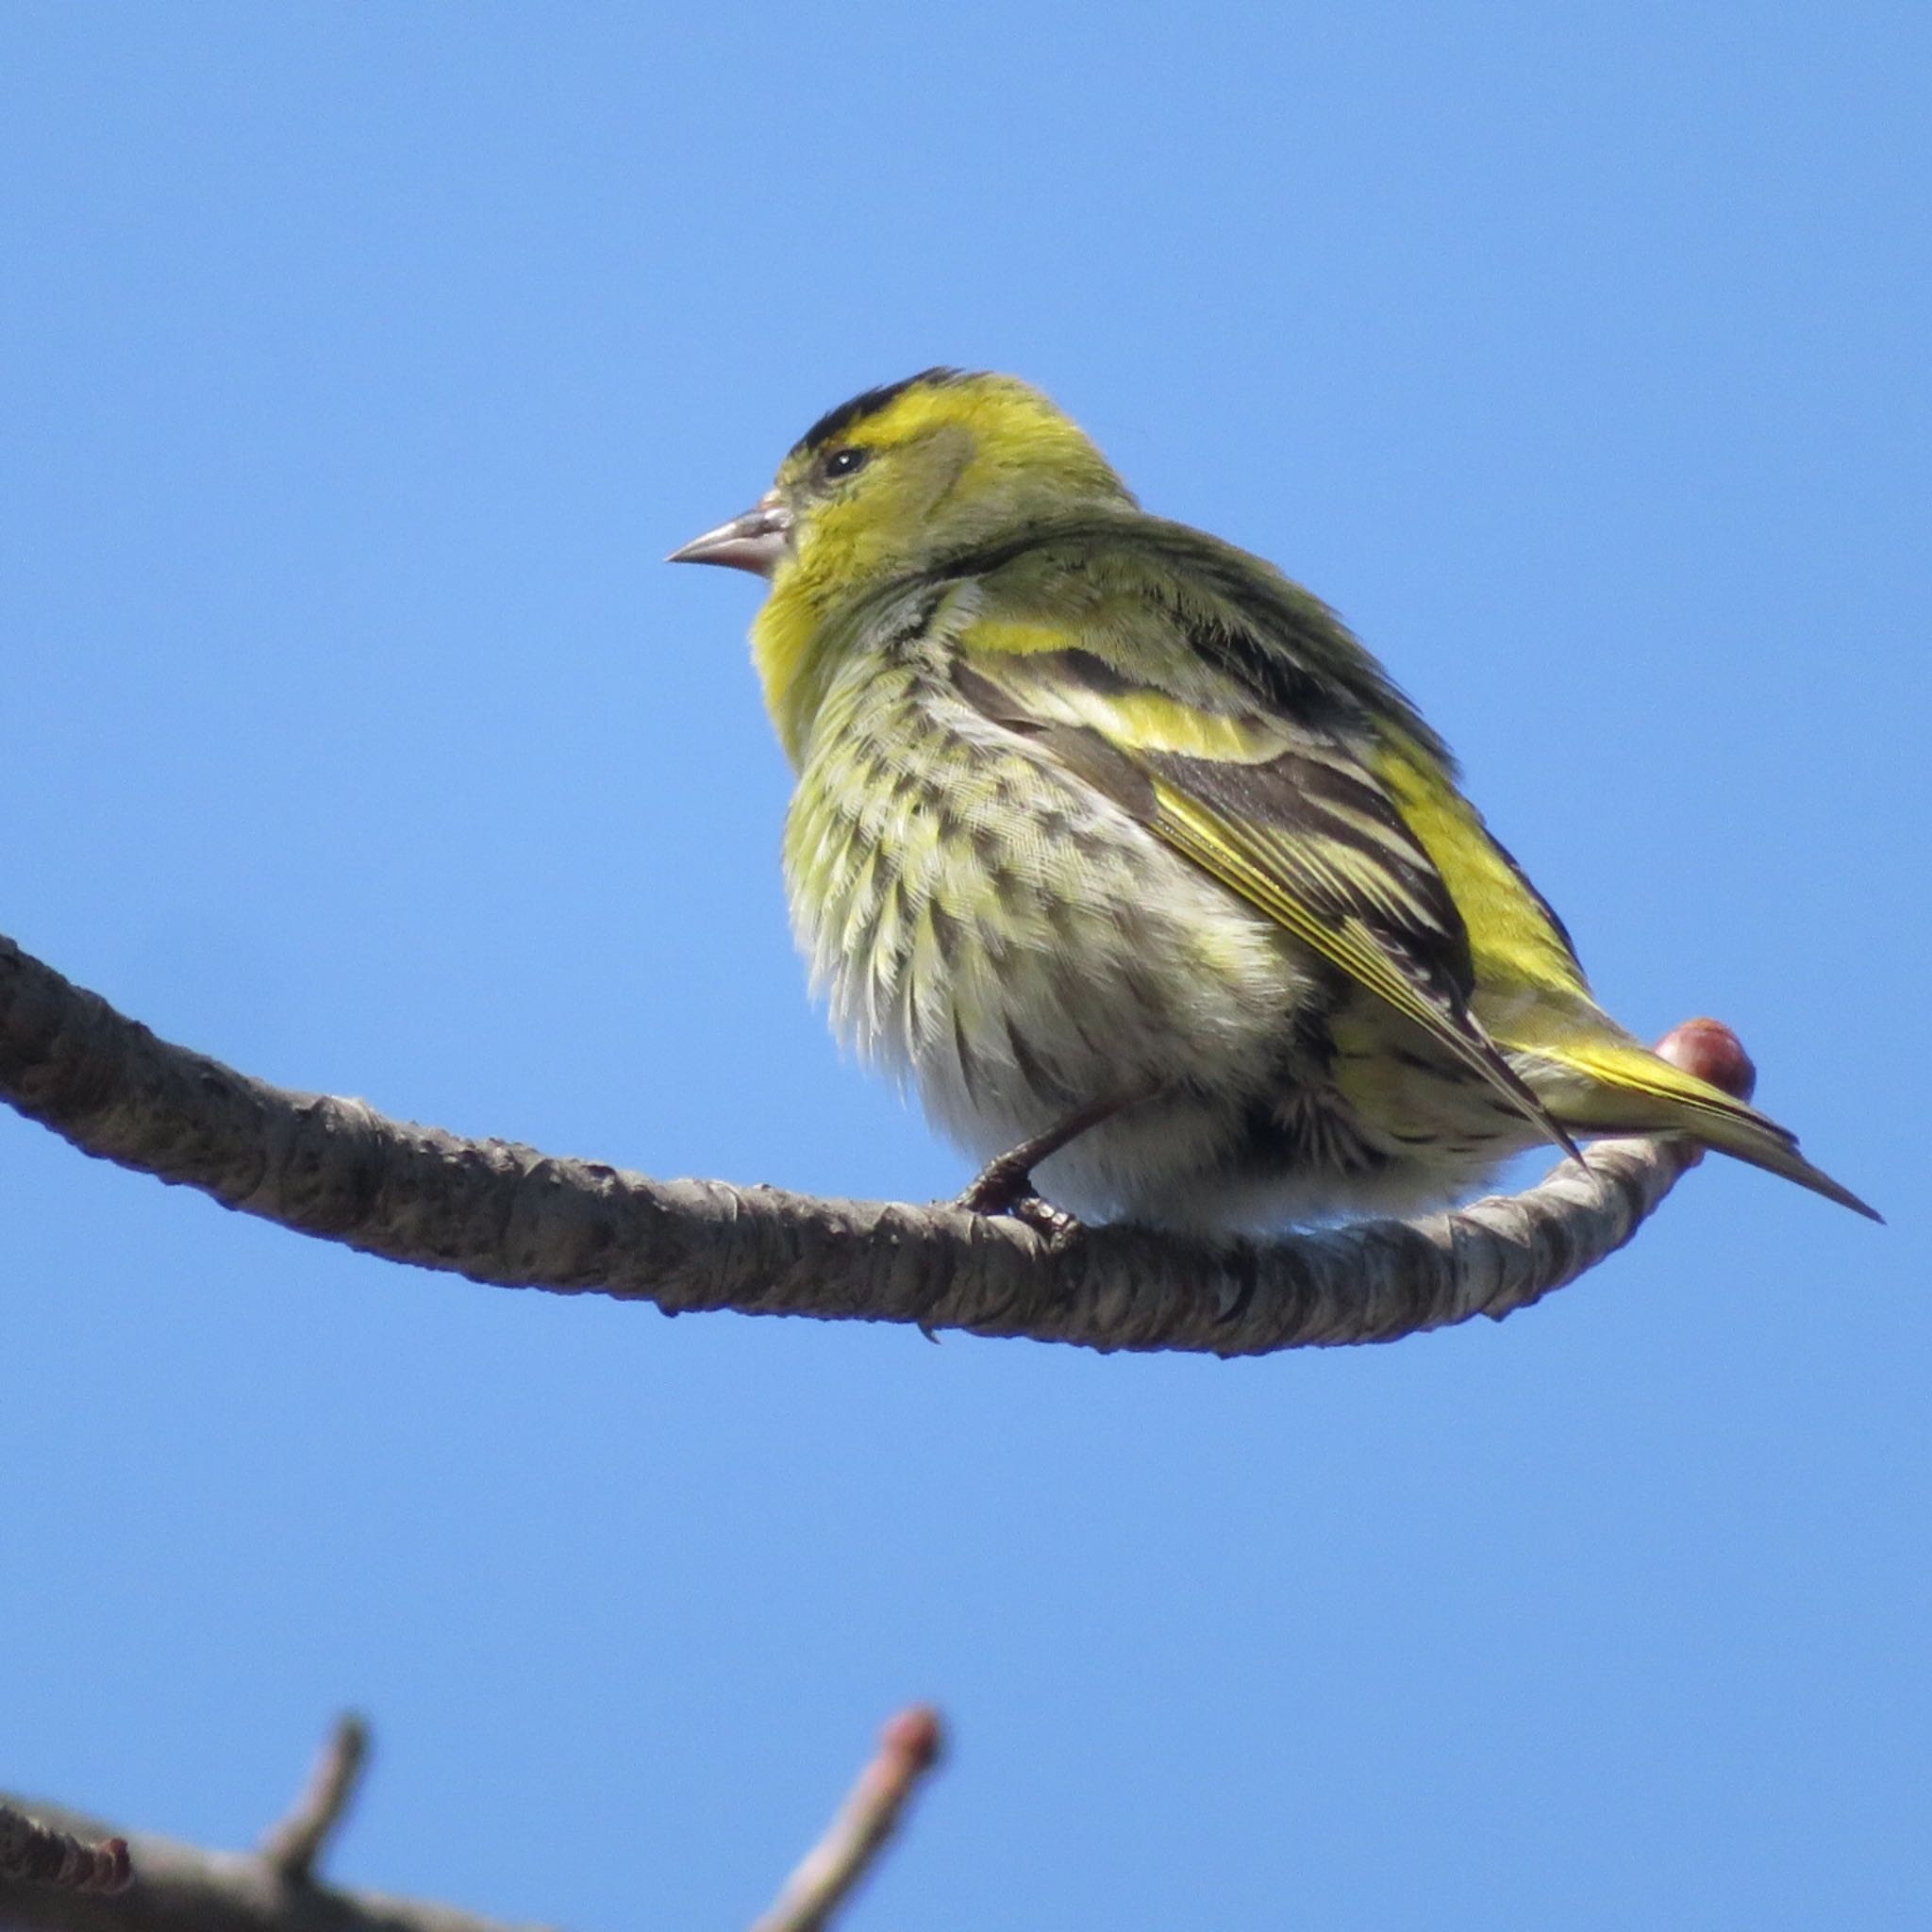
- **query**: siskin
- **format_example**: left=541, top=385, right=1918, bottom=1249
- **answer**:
left=673, top=369, right=1874, bottom=1231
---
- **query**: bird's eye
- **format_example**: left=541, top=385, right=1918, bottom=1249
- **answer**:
left=823, top=445, right=870, bottom=480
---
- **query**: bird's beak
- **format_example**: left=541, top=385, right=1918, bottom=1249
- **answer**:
left=667, top=491, right=792, bottom=577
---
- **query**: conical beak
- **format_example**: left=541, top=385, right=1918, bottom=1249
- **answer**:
left=667, top=491, right=791, bottom=577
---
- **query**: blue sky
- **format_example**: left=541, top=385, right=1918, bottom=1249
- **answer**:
left=2, top=5, right=1925, bottom=1927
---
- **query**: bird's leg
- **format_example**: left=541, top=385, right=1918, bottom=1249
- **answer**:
left=955, top=1089, right=1149, bottom=1235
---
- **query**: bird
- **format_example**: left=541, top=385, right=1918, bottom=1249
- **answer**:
left=670, top=368, right=1875, bottom=1232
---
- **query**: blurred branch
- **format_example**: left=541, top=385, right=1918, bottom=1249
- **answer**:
left=0, top=1806, right=130, bottom=1896
left=258, top=1716, right=368, bottom=1882
left=750, top=1707, right=945, bottom=1932
left=0, top=930, right=1723, bottom=1353
left=0, top=1717, right=552, bottom=1932
left=0, top=1707, right=945, bottom=1932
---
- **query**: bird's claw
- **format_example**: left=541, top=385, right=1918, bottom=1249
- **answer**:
left=955, top=1161, right=1083, bottom=1248
left=956, top=1158, right=1035, bottom=1219
left=1006, top=1192, right=1082, bottom=1247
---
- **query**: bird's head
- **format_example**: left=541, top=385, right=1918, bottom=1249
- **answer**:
left=670, top=368, right=1132, bottom=598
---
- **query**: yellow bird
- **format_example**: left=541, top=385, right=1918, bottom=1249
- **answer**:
left=674, top=369, right=1875, bottom=1231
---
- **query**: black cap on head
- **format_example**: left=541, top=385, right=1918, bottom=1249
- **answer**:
left=790, top=367, right=970, bottom=459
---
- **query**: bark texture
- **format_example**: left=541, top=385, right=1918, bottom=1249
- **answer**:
left=0, top=932, right=1718, bottom=1352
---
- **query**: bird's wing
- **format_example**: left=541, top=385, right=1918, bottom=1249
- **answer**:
left=943, top=573, right=1581, bottom=1160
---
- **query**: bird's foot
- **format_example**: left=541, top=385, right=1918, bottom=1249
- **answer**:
left=956, top=1148, right=1041, bottom=1219
left=1006, top=1191, right=1083, bottom=1247
left=955, top=1155, right=1084, bottom=1249
left=952, top=1086, right=1152, bottom=1234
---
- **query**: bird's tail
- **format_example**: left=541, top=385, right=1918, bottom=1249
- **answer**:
left=1521, top=1028, right=1881, bottom=1223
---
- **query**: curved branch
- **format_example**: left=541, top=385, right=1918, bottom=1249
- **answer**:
left=0, top=932, right=1731, bottom=1352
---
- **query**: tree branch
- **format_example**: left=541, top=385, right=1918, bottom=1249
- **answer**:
left=0, top=931, right=1733, bottom=1352
left=0, top=1797, right=553, bottom=1932
left=0, top=1806, right=130, bottom=1897
left=258, top=1717, right=369, bottom=1883
left=0, top=1728, right=554, bottom=1932
left=749, top=1707, right=944, bottom=1932
left=1, top=1707, right=942, bottom=1932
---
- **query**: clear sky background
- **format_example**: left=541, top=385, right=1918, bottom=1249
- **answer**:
left=2, top=6, right=1925, bottom=1928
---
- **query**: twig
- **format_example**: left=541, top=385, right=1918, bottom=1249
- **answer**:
left=258, top=1714, right=370, bottom=1881
left=0, top=930, right=1753, bottom=1353
left=750, top=1707, right=945, bottom=1932
left=0, top=1805, right=130, bottom=1894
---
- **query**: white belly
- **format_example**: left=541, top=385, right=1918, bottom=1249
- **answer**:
left=785, top=679, right=1334, bottom=1220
